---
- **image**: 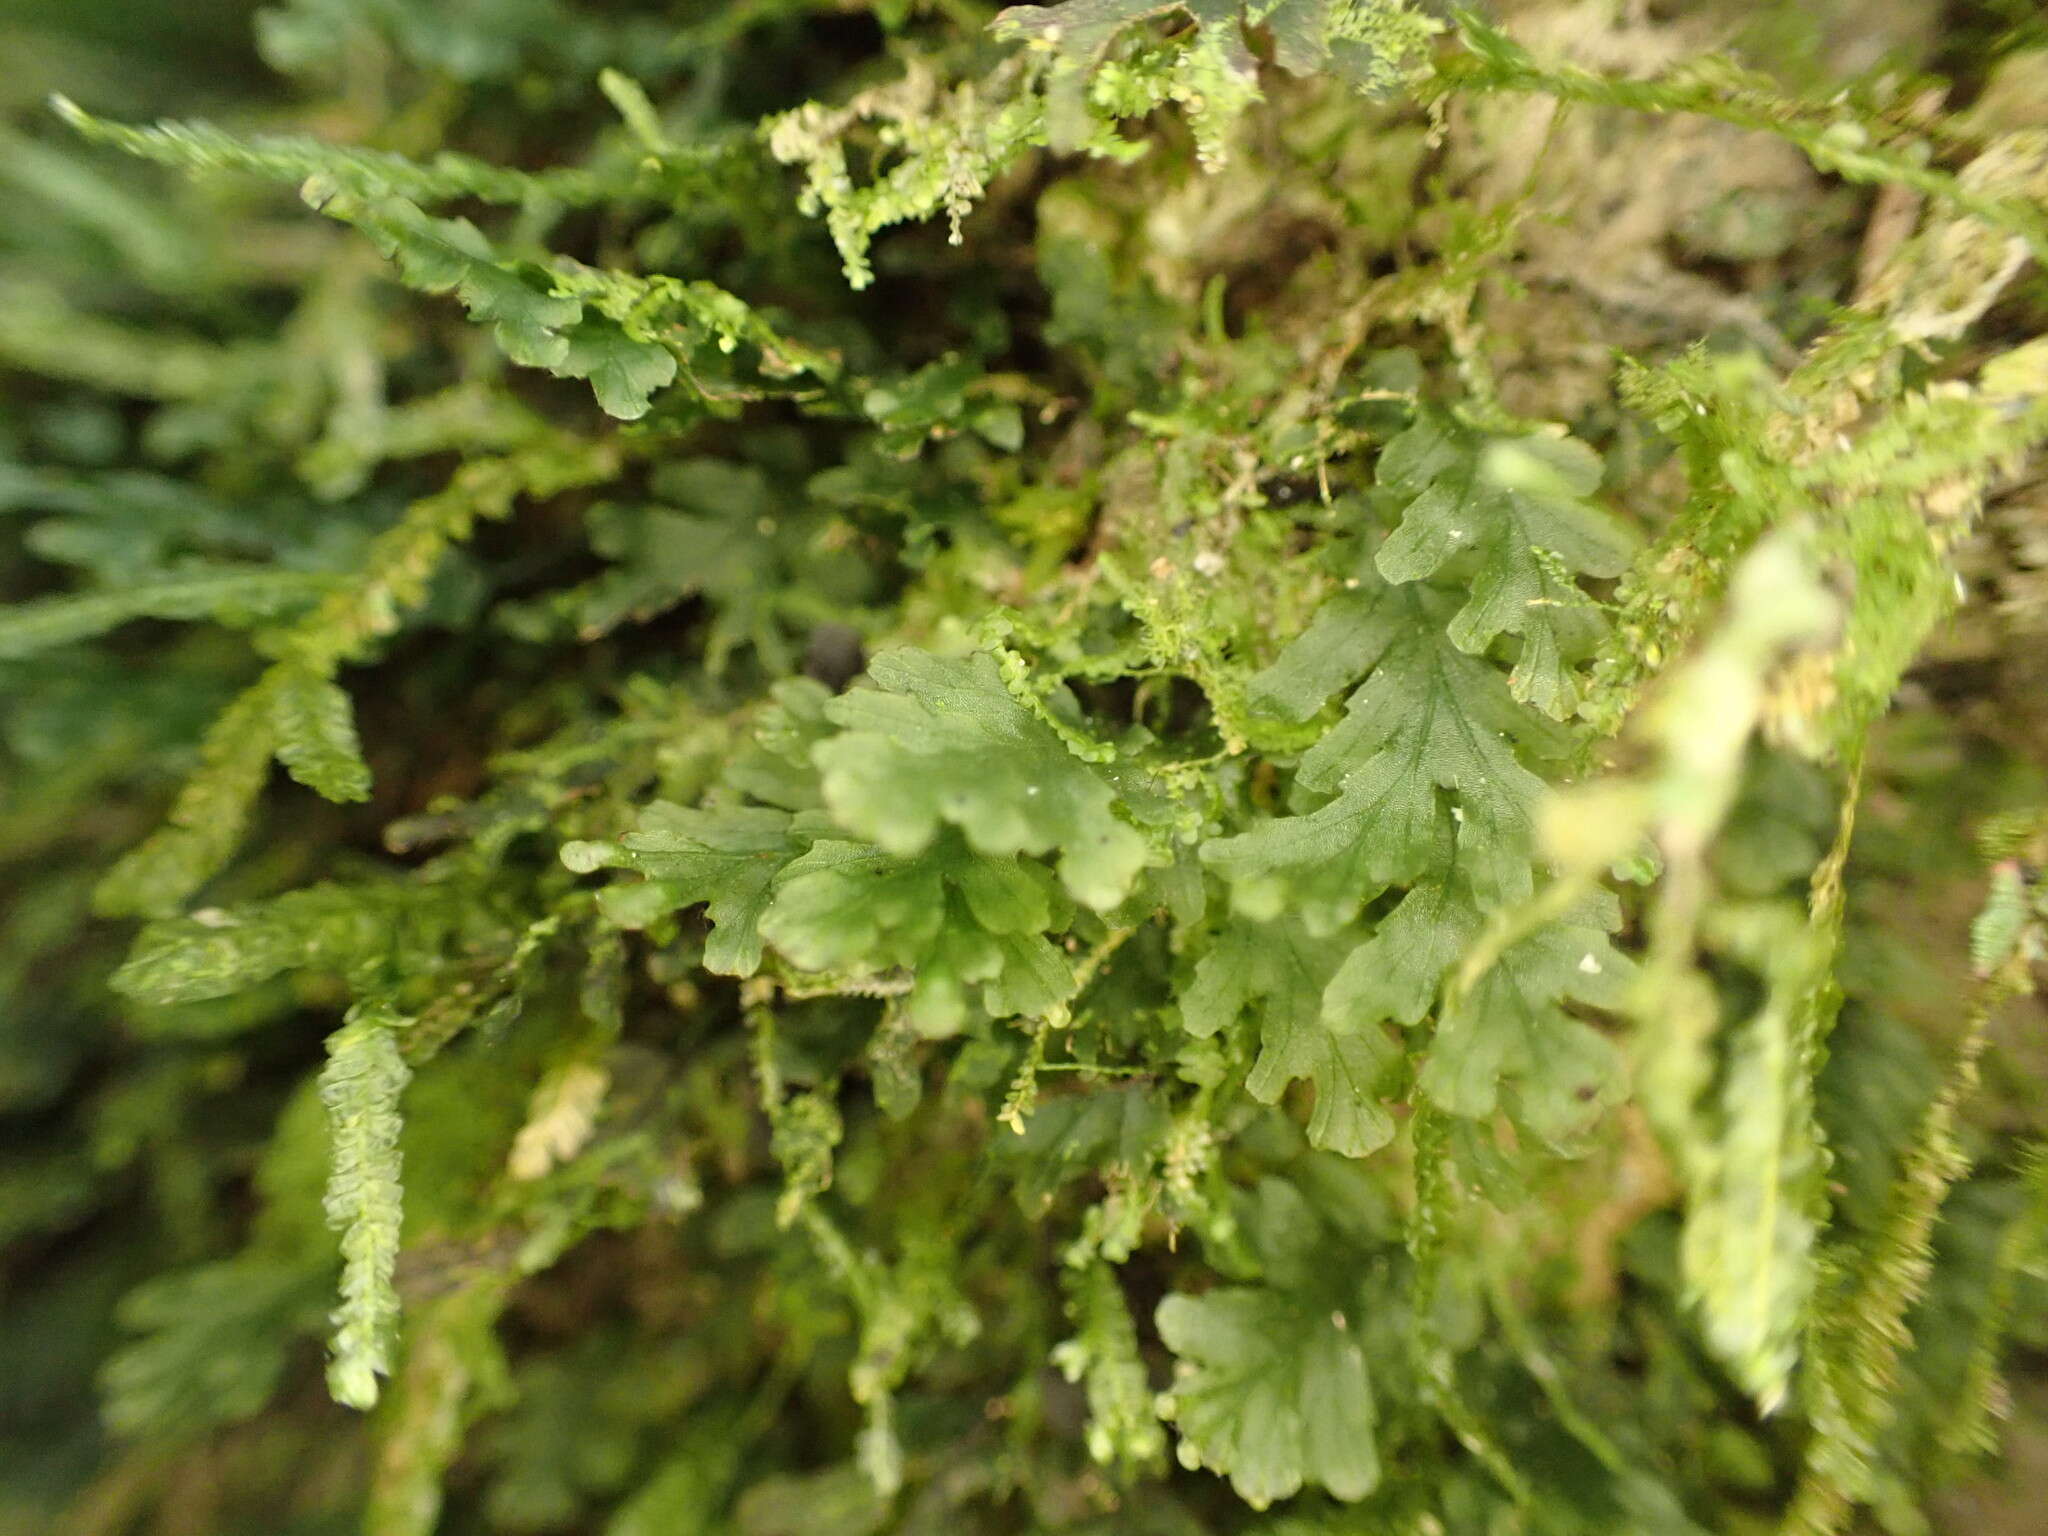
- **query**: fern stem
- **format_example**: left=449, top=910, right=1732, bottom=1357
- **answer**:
left=1406, top=1108, right=1531, bottom=1507
left=1436, top=13, right=2048, bottom=264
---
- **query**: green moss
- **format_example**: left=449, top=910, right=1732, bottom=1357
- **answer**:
left=5, top=2, right=2048, bottom=1532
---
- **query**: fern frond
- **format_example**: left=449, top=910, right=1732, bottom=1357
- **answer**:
left=51, top=94, right=627, bottom=208
left=56, top=98, right=791, bottom=421
left=270, top=662, right=371, bottom=804
left=112, top=882, right=392, bottom=1006
left=1971, top=862, right=2032, bottom=978
left=1784, top=895, right=2039, bottom=1533
left=19, top=4, right=2048, bottom=1527
left=0, top=277, right=235, bottom=400
left=1053, top=1259, right=1165, bottom=1475
left=0, top=567, right=330, bottom=659
left=362, top=1283, right=511, bottom=1536
left=1940, top=1141, right=2048, bottom=1465
left=1682, top=902, right=1827, bottom=1412
left=98, top=441, right=612, bottom=916
left=93, top=680, right=287, bottom=920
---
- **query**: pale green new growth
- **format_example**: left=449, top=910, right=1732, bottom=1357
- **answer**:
left=113, top=885, right=384, bottom=1005
left=1549, top=528, right=1844, bottom=1410
left=1969, top=860, right=2033, bottom=978
left=767, top=63, right=1078, bottom=291
left=319, top=1004, right=412, bottom=1410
